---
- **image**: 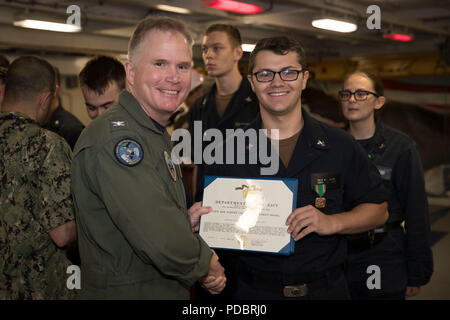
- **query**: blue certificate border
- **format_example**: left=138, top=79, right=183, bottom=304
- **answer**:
left=201, top=175, right=298, bottom=256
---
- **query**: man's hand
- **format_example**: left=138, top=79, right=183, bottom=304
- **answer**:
left=286, top=205, right=340, bottom=241
left=405, top=286, right=421, bottom=298
left=200, top=250, right=226, bottom=294
left=187, top=202, right=212, bottom=232
left=48, top=220, right=77, bottom=248
left=286, top=202, right=388, bottom=239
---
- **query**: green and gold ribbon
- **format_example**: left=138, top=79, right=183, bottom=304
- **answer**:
left=315, top=183, right=326, bottom=196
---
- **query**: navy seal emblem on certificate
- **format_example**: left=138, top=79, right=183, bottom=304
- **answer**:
left=115, top=139, right=143, bottom=166
left=199, top=176, right=298, bottom=255
left=164, top=150, right=177, bottom=181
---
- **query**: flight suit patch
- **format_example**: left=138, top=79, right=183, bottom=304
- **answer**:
left=115, top=139, right=143, bottom=166
left=164, top=151, right=177, bottom=181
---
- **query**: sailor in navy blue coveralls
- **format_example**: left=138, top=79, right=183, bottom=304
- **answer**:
left=199, top=37, right=389, bottom=299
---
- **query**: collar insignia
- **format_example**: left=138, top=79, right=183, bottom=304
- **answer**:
left=317, top=139, right=326, bottom=147
left=112, top=121, right=126, bottom=127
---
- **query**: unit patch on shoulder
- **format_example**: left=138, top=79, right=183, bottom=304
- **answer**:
left=115, top=139, right=143, bottom=166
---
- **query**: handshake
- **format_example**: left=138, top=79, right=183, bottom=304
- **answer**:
left=200, top=250, right=226, bottom=295
left=188, top=202, right=226, bottom=294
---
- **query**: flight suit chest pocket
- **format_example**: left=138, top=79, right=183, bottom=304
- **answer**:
left=307, top=172, right=343, bottom=212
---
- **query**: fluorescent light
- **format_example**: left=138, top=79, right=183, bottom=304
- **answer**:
left=155, top=4, right=191, bottom=14
left=242, top=43, right=255, bottom=52
left=312, top=18, right=357, bottom=33
left=14, top=19, right=81, bottom=32
left=203, top=0, right=264, bottom=15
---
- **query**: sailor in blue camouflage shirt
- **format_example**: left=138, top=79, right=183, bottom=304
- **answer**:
left=0, top=56, right=76, bottom=300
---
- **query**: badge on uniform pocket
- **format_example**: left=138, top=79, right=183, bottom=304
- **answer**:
left=310, top=172, right=340, bottom=189
left=314, top=183, right=327, bottom=208
left=310, top=172, right=341, bottom=209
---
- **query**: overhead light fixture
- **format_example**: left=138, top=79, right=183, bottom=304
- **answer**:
left=13, top=11, right=81, bottom=33
left=242, top=43, right=256, bottom=52
left=203, top=0, right=264, bottom=15
left=155, top=4, right=191, bottom=14
left=14, top=19, right=81, bottom=32
left=312, top=18, right=357, bottom=33
left=382, top=32, right=413, bottom=42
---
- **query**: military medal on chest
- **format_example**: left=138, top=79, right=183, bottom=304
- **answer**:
left=314, top=183, right=326, bottom=208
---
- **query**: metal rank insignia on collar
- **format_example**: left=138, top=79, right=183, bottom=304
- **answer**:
left=314, top=183, right=326, bottom=208
left=115, top=139, right=143, bottom=166
left=164, top=151, right=177, bottom=182
left=112, top=121, right=126, bottom=127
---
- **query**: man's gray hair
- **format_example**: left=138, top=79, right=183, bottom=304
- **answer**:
left=128, top=16, right=193, bottom=62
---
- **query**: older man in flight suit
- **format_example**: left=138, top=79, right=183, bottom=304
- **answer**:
left=71, top=17, right=225, bottom=299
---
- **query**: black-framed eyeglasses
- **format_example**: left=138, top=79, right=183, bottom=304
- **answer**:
left=338, top=89, right=380, bottom=101
left=253, top=69, right=305, bottom=82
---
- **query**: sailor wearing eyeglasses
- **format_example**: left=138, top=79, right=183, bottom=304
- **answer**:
left=340, top=71, right=433, bottom=300
left=201, top=37, right=390, bottom=299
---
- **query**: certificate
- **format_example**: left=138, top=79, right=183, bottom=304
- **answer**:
left=199, top=176, right=298, bottom=255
